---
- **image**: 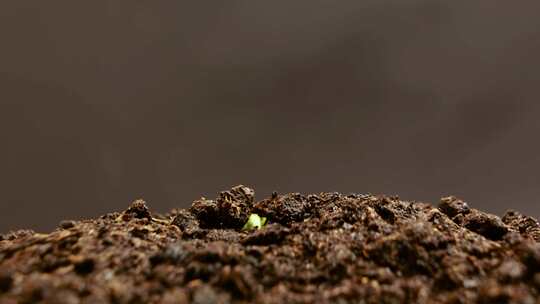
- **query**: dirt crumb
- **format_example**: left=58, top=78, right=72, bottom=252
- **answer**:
left=503, top=210, right=540, bottom=241
left=59, top=220, right=76, bottom=229
left=462, top=211, right=509, bottom=241
left=439, top=196, right=470, bottom=218
left=123, top=199, right=152, bottom=220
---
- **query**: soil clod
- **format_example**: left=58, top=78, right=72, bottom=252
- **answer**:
left=462, top=211, right=509, bottom=241
left=439, top=196, right=470, bottom=218
left=59, top=220, right=76, bottom=229
left=123, top=199, right=152, bottom=220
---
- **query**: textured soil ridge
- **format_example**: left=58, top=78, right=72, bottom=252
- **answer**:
left=1, top=186, right=540, bottom=303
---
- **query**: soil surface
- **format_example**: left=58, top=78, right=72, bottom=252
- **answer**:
left=1, top=186, right=540, bottom=303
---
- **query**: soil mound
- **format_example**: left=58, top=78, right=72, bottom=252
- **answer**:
left=1, top=186, right=540, bottom=303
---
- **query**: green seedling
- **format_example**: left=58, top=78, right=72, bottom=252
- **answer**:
left=242, top=214, right=267, bottom=230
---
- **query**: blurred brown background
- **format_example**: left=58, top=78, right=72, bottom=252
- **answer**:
left=1, top=1, right=540, bottom=233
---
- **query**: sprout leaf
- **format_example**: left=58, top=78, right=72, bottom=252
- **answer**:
left=242, top=214, right=267, bottom=230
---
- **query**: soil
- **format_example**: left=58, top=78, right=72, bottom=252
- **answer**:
left=1, top=185, right=540, bottom=303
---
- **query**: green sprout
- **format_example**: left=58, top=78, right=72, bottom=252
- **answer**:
left=242, top=214, right=267, bottom=230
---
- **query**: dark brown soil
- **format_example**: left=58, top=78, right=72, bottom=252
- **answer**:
left=1, top=186, right=540, bottom=303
